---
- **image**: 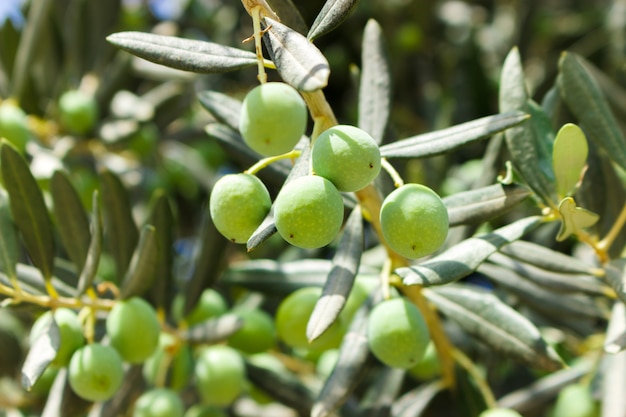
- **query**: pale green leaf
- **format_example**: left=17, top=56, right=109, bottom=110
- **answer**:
left=553, top=123, right=589, bottom=198
left=556, top=197, right=599, bottom=242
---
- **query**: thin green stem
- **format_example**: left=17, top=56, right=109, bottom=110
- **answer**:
left=245, top=150, right=301, bottom=176
left=597, top=202, right=626, bottom=255
left=250, top=6, right=267, bottom=84
left=452, top=348, right=498, bottom=409
left=381, top=158, right=404, bottom=187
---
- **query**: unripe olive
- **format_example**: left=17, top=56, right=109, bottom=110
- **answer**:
left=367, top=297, right=430, bottom=369
left=478, top=409, right=523, bottom=417
left=0, top=101, right=30, bottom=152
left=275, top=287, right=345, bottom=351
left=194, top=345, right=246, bottom=406
left=274, top=175, right=344, bottom=249
left=311, top=125, right=381, bottom=192
left=380, top=183, right=448, bottom=259
left=172, top=288, right=228, bottom=326
left=408, top=342, right=441, bottom=380
left=239, top=82, right=307, bottom=156
left=209, top=173, right=271, bottom=244
left=142, top=332, right=193, bottom=391
left=133, top=388, right=184, bottom=417
left=551, top=383, right=598, bottom=417
left=68, top=343, right=124, bottom=402
left=227, top=307, right=276, bottom=354
left=30, top=308, right=85, bottom=367
left=106, top=297, right=161, bottom=364
left=58, top=90, right=99, bottom=134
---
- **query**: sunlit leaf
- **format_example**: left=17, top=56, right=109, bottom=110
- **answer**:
left=552, top=123, right=589, bottom=198
left=308, top=0, right=359, bottom=41
left=307, top=205, right=363, bottom=342
left=424, top=284, right=564, bottom=371
left=556, top=197, right=599, bottom=242
left=106, top=32, right=261, bottom=73
left=499, top=239, right=598, bottom=275
left=263, top=17, right=330, bottom=91
left=397, top=216, right=542, bottom=286
left=22, top=316, right=59, bottom=390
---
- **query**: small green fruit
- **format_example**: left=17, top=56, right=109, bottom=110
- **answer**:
left=30, top=308, right=85, bottom=367
left=172, top=288, right=228, bottom=326
left=478, top=409, right=523, bottom=417
left=239, top=82, right=307, bottom=156
left=227, top=307, right=276, bottom=354
left=551, top=383, right=598, bottom=417
left=275, top=287, right=345, bottom=351
left=367, top=297, right=430, bottom=369
left=0, top=101, right=30, bottom=151
left=68, top=343, right=124, bottom=402
left=133, top=388, right=184, bottom=417
left=380, top=183, right=448, bottom=259
left=408, top=342, right=441, bottom=380
left=274, top=175, right=344, bottom=249
left=106, top=297, right=160, bottom=364
left=194, top=345, right=246, bottom=406
left=142, top=333, right=193, bottom=391
left=312, top=125, right=381, bottom=192
left=209, top=173, right=271, bottom=244
left=58, top=90, right=99, bottom=134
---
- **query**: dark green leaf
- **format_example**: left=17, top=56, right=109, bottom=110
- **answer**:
left=307, top=0, right=359, bottom=41
left=307, top=205, right=363, bottom=342
left=499, top=48, right=555, bottom=206
left=50, top=170, right=90, bottom=272
left=312, top=293, right=375, bottom=417
left=358, top=19, right=391, bottom=145
left=558, top=52, right=626, bottom=171
left=146, top=191, right=175, bottom=310
left=180, top=313, right=243, bottom=344
left=424, top=284, right=564, bottom=371
left=478, top=262, right=608, bottom=320
left=392, top=380, right=445, bottom=417
left=605, top=259, right=626, bottom=307
left=379, top=111, right=529, bottom=159
left=266, top=0, right=309, bottom=34
left=76, top=192, right=102, bottom=296
left=22, top=316, right=59, bottom=390
left=263, top=17, right=330, bottom=91
left=197, top=90, right=242, bottom=131
left=444, top=183, right=530, bottom=227
left=499, top=239, right=599, bottom=275
left=118, top=225, right=158, bottom=299
left=552, top=123, right=588, bottom=198
left=106, top=32, right=259, bottom=74
left=397, top=216, right=542, bottom=287
left=0, top=190, right=19, bottom=285
left=100, top=169, right=139, bottom=281
left=358, top=367, right=405, bottom=416
left=1, top=141, right=55, bottom=281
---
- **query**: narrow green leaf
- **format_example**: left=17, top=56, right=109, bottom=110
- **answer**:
left=478, top=262, right=608, bottom=320
left=197, top=90, right=241, bottom=131
left=264, top=17, right=330, bottom=91
left=424, top=284, right=564, bottom=371
left=553, top=123, right=589, bottom=198
left=488, top=252, right=607, bottom=297
left=307, top=205, right=363, bottom=342
left=444, top=183, right=530, bottom=227
left=397, top=216, right=542, bottom=287
left=8, top=263, right=76, bottom=297
left=605, top=299, right=626, bottom=354
left=0, top=190, right=19, bottom=286
left=604, top=258, right=626, bottom=307
left=307, top=0, right=359, bottom=41
left=76, top=192, right=102, bottom=296
left=22, top=316, right=59, bottom=390
left=392, top=380, right=445, bottom=417
left=499, top=239, right=598, bottom=275
left=106, top=32, right=260, bottom=74
left=1, top=141, right=55, bottom=281
left=358, top=19, right=391, bottom=145
left=499, top=47, right=555, bottom=205
left=379, top=111, right=529, bottom=159
left=180, top=313, right=243, bottom=344
left=312, top=294, right=374, bottom=417
left=558, top=52, right=626, bottom=171
left=146, top=191, right=175, bottom=310
left=100, top=169, right=139, bottom=281
left=556, top=197, right=599, bottom=242
left=358, top=367, right=405, bottom=415
left=50, top=170, right=90, bottom=272
left=266, top=0, right=309, bottom=35
left=118, top=224, right=158, bottom=299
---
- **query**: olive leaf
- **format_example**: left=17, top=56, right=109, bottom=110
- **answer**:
left=106, top=32, right=261, bottom=74
left=145, top=191, right=175, bottom=311
left=197, top=90, right=242, bottom=131
left=555, top=197, right=599, bottom=242
left=180, top=313, right=243, bottom=344
left=263, top=17, right=330, bottom=91
left=397, top=216, right=542, bottom=287
left=379, top=111, right=529, bottom=159
left=424, top=284, right=564, bottom=371
left=0, top=190, right=19, bottom=289
left=499, top=239, right=598, bottom=275
left=76, top=192, right=102, bottom=296
left=308, top=0, right=360, bottom=41
left=552, top=123, right=589, bottom=198
left=22, top=316, right=60, bottom=390
left=358, top=19, right=391, bottom=145
left=307, top=205, right=363, bottom=343
left=118, top=225, right=158, bottom=299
